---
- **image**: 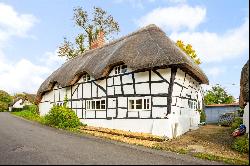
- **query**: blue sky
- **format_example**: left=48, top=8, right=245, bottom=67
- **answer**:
left=0, top=0, right=249, bottom=100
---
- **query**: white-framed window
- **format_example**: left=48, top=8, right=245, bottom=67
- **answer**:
left=56, top=102, right=63, bottom=106
left=114, top=65, right=127, bottom=75
left=86, top=99, right=106, bottom=110
left=128, top=97, right=151, bottom=111
left=83, top=73, right=91, bottom=82
left=188, top=100, right=197, bottom=109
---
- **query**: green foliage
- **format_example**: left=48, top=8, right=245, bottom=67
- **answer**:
left=13, top=93, right=26, bottom=100
left=204, top=84, right=235, bottom=105
left=63, top=95, right=68, bottom=107
left=0, top=90, right=12, bottom=111
left=23, top=105, right=39, bottom=114
left=231, top=117, right=243, bottom=131
left=12, top=107, right=43, bottom=123
left=44, top=105, right=81, bottom=129
left=58, top=6, right=120, bottom=60
left=12, top=108, right=23, bottom=112
left=13, top=93, right=36, bottom=104
left=237, top=109, right=244, bottom=117
left=58, top=37, right=78, bottom=60
left=194, top=152, right=249, bottom=165
left=176, top=40, right=201, bottom=65
left=232, top=135, right=249, bottom=153
left=11, top=105, right=39, bottom=113
left=0, top=101, right=8, bottom=112
left=197, top=109, right=206, bottom=123
left=218, top=120, right=231, bottom=127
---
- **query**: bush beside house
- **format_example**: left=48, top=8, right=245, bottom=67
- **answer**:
left=44, top=105, right=81, bottom=129
left=231, top=117, right=243, bottom=131
left=198, top=109, right=206, bottom=123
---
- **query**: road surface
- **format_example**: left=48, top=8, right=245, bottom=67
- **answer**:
left=0, top=112, right=223, bottom=165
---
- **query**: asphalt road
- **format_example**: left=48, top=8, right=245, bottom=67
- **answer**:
left=0, top=112, right=224, bottom=165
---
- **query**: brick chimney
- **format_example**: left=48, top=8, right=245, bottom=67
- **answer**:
left=90, top=31, right=105, bottom=49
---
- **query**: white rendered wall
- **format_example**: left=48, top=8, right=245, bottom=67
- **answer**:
left=81, top=118, right=176, bottom=138
left=170, top=69, right=203, bottom=135
left=243, top=102, right=249, bottom=134
left=39, top=102, right=52, bottom=116
left=13, top=99, right=23, bottom=108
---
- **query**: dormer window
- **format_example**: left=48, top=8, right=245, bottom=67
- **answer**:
left=83, top=73, right=91, bottom=82
left=114, top=65, right=127, bottom=75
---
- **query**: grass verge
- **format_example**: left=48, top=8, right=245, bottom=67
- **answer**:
left=194, top=153, right=249, bottom=165
left=12, top=109, right=45, bottom=124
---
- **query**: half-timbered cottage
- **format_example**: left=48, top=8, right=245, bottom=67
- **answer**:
left=36, top=24, right=209, bottom=138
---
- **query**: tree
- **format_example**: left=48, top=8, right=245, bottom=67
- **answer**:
left=204, top=84, right=235, bottom=105
left=0, top=90, right=12, bottom=111
left=58, top=6, right=120, bottom=60
left=13, top=93, right=26, bottom=100
left=176, top=40, right=201, bottom=65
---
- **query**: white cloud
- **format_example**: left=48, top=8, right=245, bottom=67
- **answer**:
left=114, top=0, right=145, bottom=9
left=204, top=66, right=225, bottom=78
left=40, top=49, right=66, bottom=68
left=0, top=49, right=66, bottom=94
left=167, top=0, right=186, bottom=3
left=0, top=58, right=50, bottom=94
left=136, top=5, right=206, bottom=32
left=0, top=2, right=38, bottom=39
left=170, top=18, right=249, bottom=63
left=115, top=0, right=187, bottom=9
left=0, top=3, right=61, bottom=95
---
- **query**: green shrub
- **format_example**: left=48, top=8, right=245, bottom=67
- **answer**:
left=0, top=90, right=12, bottom=111
left=44, top=105, right=81, bottom=129
left=23, top=105, right=39, bottom=114
left=12, top=108, right=23, bottom=112
left=237, top=109, right=244, bottom=117
left=12, top=109, right=42, bottom=122
left=232, top=135, right=249, bottom=153
left=231, top=117, right=243, bottom=131
left=0, top=101, right=8, bottom=112
left=219, top=120, right=231, bottom=126
left=197, top=109, right=206, bottom=122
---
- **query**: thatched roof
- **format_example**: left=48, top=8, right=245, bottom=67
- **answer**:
left=36, top=24, right=209, bottom=102
left=239, top=60, right=249, bottom=108
left=10, top=93, right=36, bottom=106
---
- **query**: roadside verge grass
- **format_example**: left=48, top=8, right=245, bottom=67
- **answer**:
left=12, top=108, right=45, bottom=124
